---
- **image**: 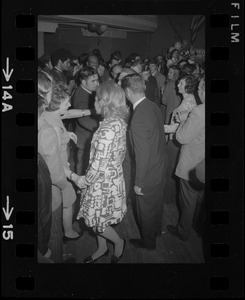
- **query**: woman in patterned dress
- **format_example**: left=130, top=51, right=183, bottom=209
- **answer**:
left=77, top=82, right=129, bottom=264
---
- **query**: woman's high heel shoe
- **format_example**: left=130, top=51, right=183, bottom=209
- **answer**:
left=111, top=239, right=126, bottom=264
left=84, top=249, right=110, bottom=264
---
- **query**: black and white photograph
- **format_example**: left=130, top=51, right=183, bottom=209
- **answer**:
left=2, top=0, right=243, bottom=298
left=37, top=14, right=206, bottom=264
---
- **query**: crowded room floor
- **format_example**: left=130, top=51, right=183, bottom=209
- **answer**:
left=63, top=199, right=205, bottom=264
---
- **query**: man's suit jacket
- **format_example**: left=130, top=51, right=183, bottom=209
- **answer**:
left=71, top=86, right=100, bottom=148
left=152, top=71, right=166, bottom=95
left=161, top=80, right=181, bottom=124
left=146, top=76, right=160, bottom=106
left=175, top=104, right=205, bottom=181
left=129, top=98, right=168, bottom=190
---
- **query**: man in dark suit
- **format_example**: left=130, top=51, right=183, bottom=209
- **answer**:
left=122, top=74, right=168, bottom=250
left=71, top=67, right=100, bottom=175
left=50, top=48, right=73, bottom=84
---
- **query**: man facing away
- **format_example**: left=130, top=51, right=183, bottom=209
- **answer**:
left=71, top=67, right=100, bottom=175
left=121, top=74, right=168, bottom=250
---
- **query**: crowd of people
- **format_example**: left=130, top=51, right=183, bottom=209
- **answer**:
left=38, top=40, right=205, bottom=263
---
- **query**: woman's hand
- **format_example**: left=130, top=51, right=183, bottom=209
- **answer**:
left=68, top=132, right=77, bottom=144
left=71, top=174, right=86, bottom=188
left=77, top=176, right=86, bottom=189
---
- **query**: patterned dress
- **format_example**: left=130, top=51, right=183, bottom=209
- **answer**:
left=77, top=116, right=127, bottom=232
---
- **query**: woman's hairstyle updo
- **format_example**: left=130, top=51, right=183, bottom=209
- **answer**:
left=180, top=74, right=199, bottom=94
left=46, top=82, right=71, bottom=112
left=96, top=82, right=129, bottom=120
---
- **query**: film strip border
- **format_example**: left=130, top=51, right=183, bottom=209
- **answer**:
left=1, top=0, right=243, bottom=298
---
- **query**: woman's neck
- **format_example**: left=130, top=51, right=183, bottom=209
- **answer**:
left=182, top=92, right=188, bottom=98
left=52, top=109, right=62, bottom=117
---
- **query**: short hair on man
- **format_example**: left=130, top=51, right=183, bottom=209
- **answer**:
left=111, top=50, right=122, bottom=61
left=121, top=73, right=146, bottom=94
left=149, top=58, right=158, bottom=66
left=51, top=48, right=73, bottom=67
left=78, top=66, right=98, bottom=83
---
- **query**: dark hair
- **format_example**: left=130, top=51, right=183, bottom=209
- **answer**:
left=38, top=53, right=51, bottom=69
left=179, top=75, right=199, bottom=94
left=181, top=63, right=196, bottom=76
left=111, top=50, right=122, bottom=61
left=51, top=48, right=73, bottom=67
left=169, top=49, right=179, bottom=59
left=46, top=82, right=70, bottom=112
left=78, top=53, right=88, bottom=66
left=77, top=66, right=98, bottom=83
left=149, top=58, right=158, bottom=66
left=125, top=53, right=140, bottom=66
left=141, top=63, right=150, bottom=73
left=92, top=49, right=105, bottom=64
left=121, top=73, right=146, bottom=94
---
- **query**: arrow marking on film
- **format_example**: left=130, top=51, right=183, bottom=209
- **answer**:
left=2, top=196, right=14, bottom=221
left=2, top=57, right=14, bottom=82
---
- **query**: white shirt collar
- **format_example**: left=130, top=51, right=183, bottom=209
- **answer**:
left=133, top=97, right=145, bottom=110
left=81, top=86, right=92, bottom=94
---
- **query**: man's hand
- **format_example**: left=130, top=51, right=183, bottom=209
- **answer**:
left=134, top=185, right=144, bottom=195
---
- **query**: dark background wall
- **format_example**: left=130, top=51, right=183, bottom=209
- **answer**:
left=43, top=15, right=205, bottom=61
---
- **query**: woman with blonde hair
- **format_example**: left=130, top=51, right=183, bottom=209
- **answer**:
left=77, top=82, right=128, bottom=263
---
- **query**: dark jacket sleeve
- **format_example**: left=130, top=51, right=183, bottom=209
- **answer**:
left=131, top=118, right=151, bottom=189
left=72, top=88, right=99, bottom=131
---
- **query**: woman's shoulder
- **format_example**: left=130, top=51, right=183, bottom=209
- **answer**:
left=43, top=111, right=63, bottom=128
left=101, top=117, right=126, bottom=131
left=39, top=119, right=56, bottom=134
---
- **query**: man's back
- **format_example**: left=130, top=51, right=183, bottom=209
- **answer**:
left=130, top=98, right=167, bottom=188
